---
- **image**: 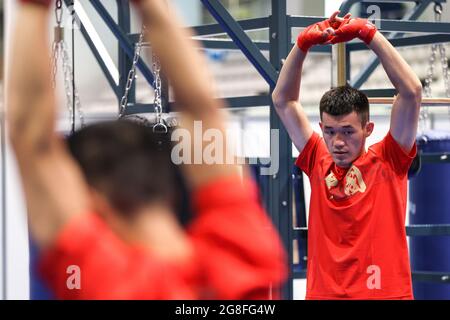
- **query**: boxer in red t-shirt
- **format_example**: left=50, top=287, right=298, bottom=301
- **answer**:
left=272, top=12, right=422, bottom=299
left=8, top=0, right=286, bottom=299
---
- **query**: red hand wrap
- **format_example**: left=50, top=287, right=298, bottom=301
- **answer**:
left=331, top=18, right=377, bottom=45
left=296, top=20, right=333, bottom=52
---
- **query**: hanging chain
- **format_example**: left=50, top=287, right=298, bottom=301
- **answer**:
left=152, top=52, right=167, bottom=133
left=439, top=45, right=450, bottom=98
left=436, top=3, right=450, bottom=102
left=52, top=0, right=63, bottom=89
left=119, top=25, right=146, bottom=117
left=119, top=25, right=168, bottom=133
left=432, top=3, right=450, bottom=119
left=62, top=41, right=84, bottom=128
left=51, top=42, right=60, bottom=89
left=51, top=0, right=84, bottom=130
left=423, top=43, right=437, bottom=99
left=420, top=3, right=447, bottom=131
left=152, top=53, right=162, bottom=122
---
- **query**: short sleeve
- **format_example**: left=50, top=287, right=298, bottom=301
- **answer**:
left=370, top=132, right=417, bottom=177
left=295, top=132, right=328, bottom=176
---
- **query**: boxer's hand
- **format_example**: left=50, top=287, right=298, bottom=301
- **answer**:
left=296, top=23, right=334, bottom=52
left=297, top=11, right=351, bottom=52
left=330, top=18, right=377, bottom=45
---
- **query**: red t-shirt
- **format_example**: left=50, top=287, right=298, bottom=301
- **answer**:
left=39, top=175, right=286, bottom=299
left=296, top=131, right=416, bottom=299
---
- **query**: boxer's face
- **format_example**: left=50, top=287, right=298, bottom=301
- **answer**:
left=320, top=111, right=374, bottom=168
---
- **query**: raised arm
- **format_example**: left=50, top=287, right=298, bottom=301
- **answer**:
left=272, top=12, right=347, bottom=153
left=331, top=17, right=422, bottom=152
left=271, top=45, right=313, bottom=153
left=136, top=0, right=241, bottom=188
left=369, top=32, right=422, bottom=152
left=7, top=2, right=90, bottom=248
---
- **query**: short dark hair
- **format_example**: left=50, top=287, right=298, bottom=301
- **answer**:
left=319, top=84, right=370, bottom=126
left=66, top=120, right=185, bottom=218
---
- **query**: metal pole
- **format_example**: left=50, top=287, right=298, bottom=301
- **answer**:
left=332, top=43, right=348, bottom=87
left=269, top=0, right=293, bottom=300
left=337, top=43, right=347, bottom=86
left=117, top=0, right=134, bottom=112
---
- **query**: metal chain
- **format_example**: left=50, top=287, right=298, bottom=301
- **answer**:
left=119, top=25, right=146, bottom=117
left=420, top=3, right=445, bottom=131
left=51, top=42, right=59, bottom=89
left=439, top=44, right=450, bottom=99
left=420, top=41, right=436, bottom=131
left=152, top=53, right=161, bottom=120
left=152, top=52, right=167, bottom=133
left=61, top=43, right=74, bottom=128
left=433, top=3, right=450, bottom=119
left=438, top=42, right=450, bottom=119
left=62, top=41, right=85, bottom=128
left=52, top=0, right=62, bottom=89
left=424, top=43, right=437, bottom=99
left=51, top=0, right=84, bottom=130
left=118, top=24, right=168, bottom=133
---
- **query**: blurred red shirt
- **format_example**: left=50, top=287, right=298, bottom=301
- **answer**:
left=39, top=175, right=286, bottom=299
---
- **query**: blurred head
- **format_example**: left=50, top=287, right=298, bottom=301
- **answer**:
left=319, top=85, right=374, bottom=168
left=66, top=120, right=184, bottom=219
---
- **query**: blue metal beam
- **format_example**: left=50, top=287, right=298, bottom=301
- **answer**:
left=129, top=38, right=331, bottom=54
left=200, top=0, right=278, bottom=88
left=129, top=34, right=271, bottom=51
left=193, top=17, right=269, bottom=36
left=117, top=0, right=134, bottom=109
left=122, top=95, right=272, bottom=115
left=362, top=88, right=397, bottom=97
left=89, top=0, right=154, bottom=87
left=269, top=0, right=293, bottom=300
left=288, top=16, right=326, bottom=28
left=348, top=34, right=450, bottom=51
left=375, top=20, right=450, bottom=34
left=200, top=39, right=270, bottom=51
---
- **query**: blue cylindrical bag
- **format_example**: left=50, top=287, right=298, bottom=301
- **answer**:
left=409, top=130, right=450, bottom=299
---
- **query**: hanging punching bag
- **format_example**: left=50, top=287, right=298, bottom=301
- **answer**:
left=409, top=130, right=450, bottom=299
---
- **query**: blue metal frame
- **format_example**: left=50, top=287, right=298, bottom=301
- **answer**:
left=89, top=0, right=154, bottom=87
left=193, top=17, right=269, bottom=36
left=200, top=0, right=277, bottom=87
left=117, top=0, right=134, bottom=110
left=268, top=0, right=293, bottom=300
